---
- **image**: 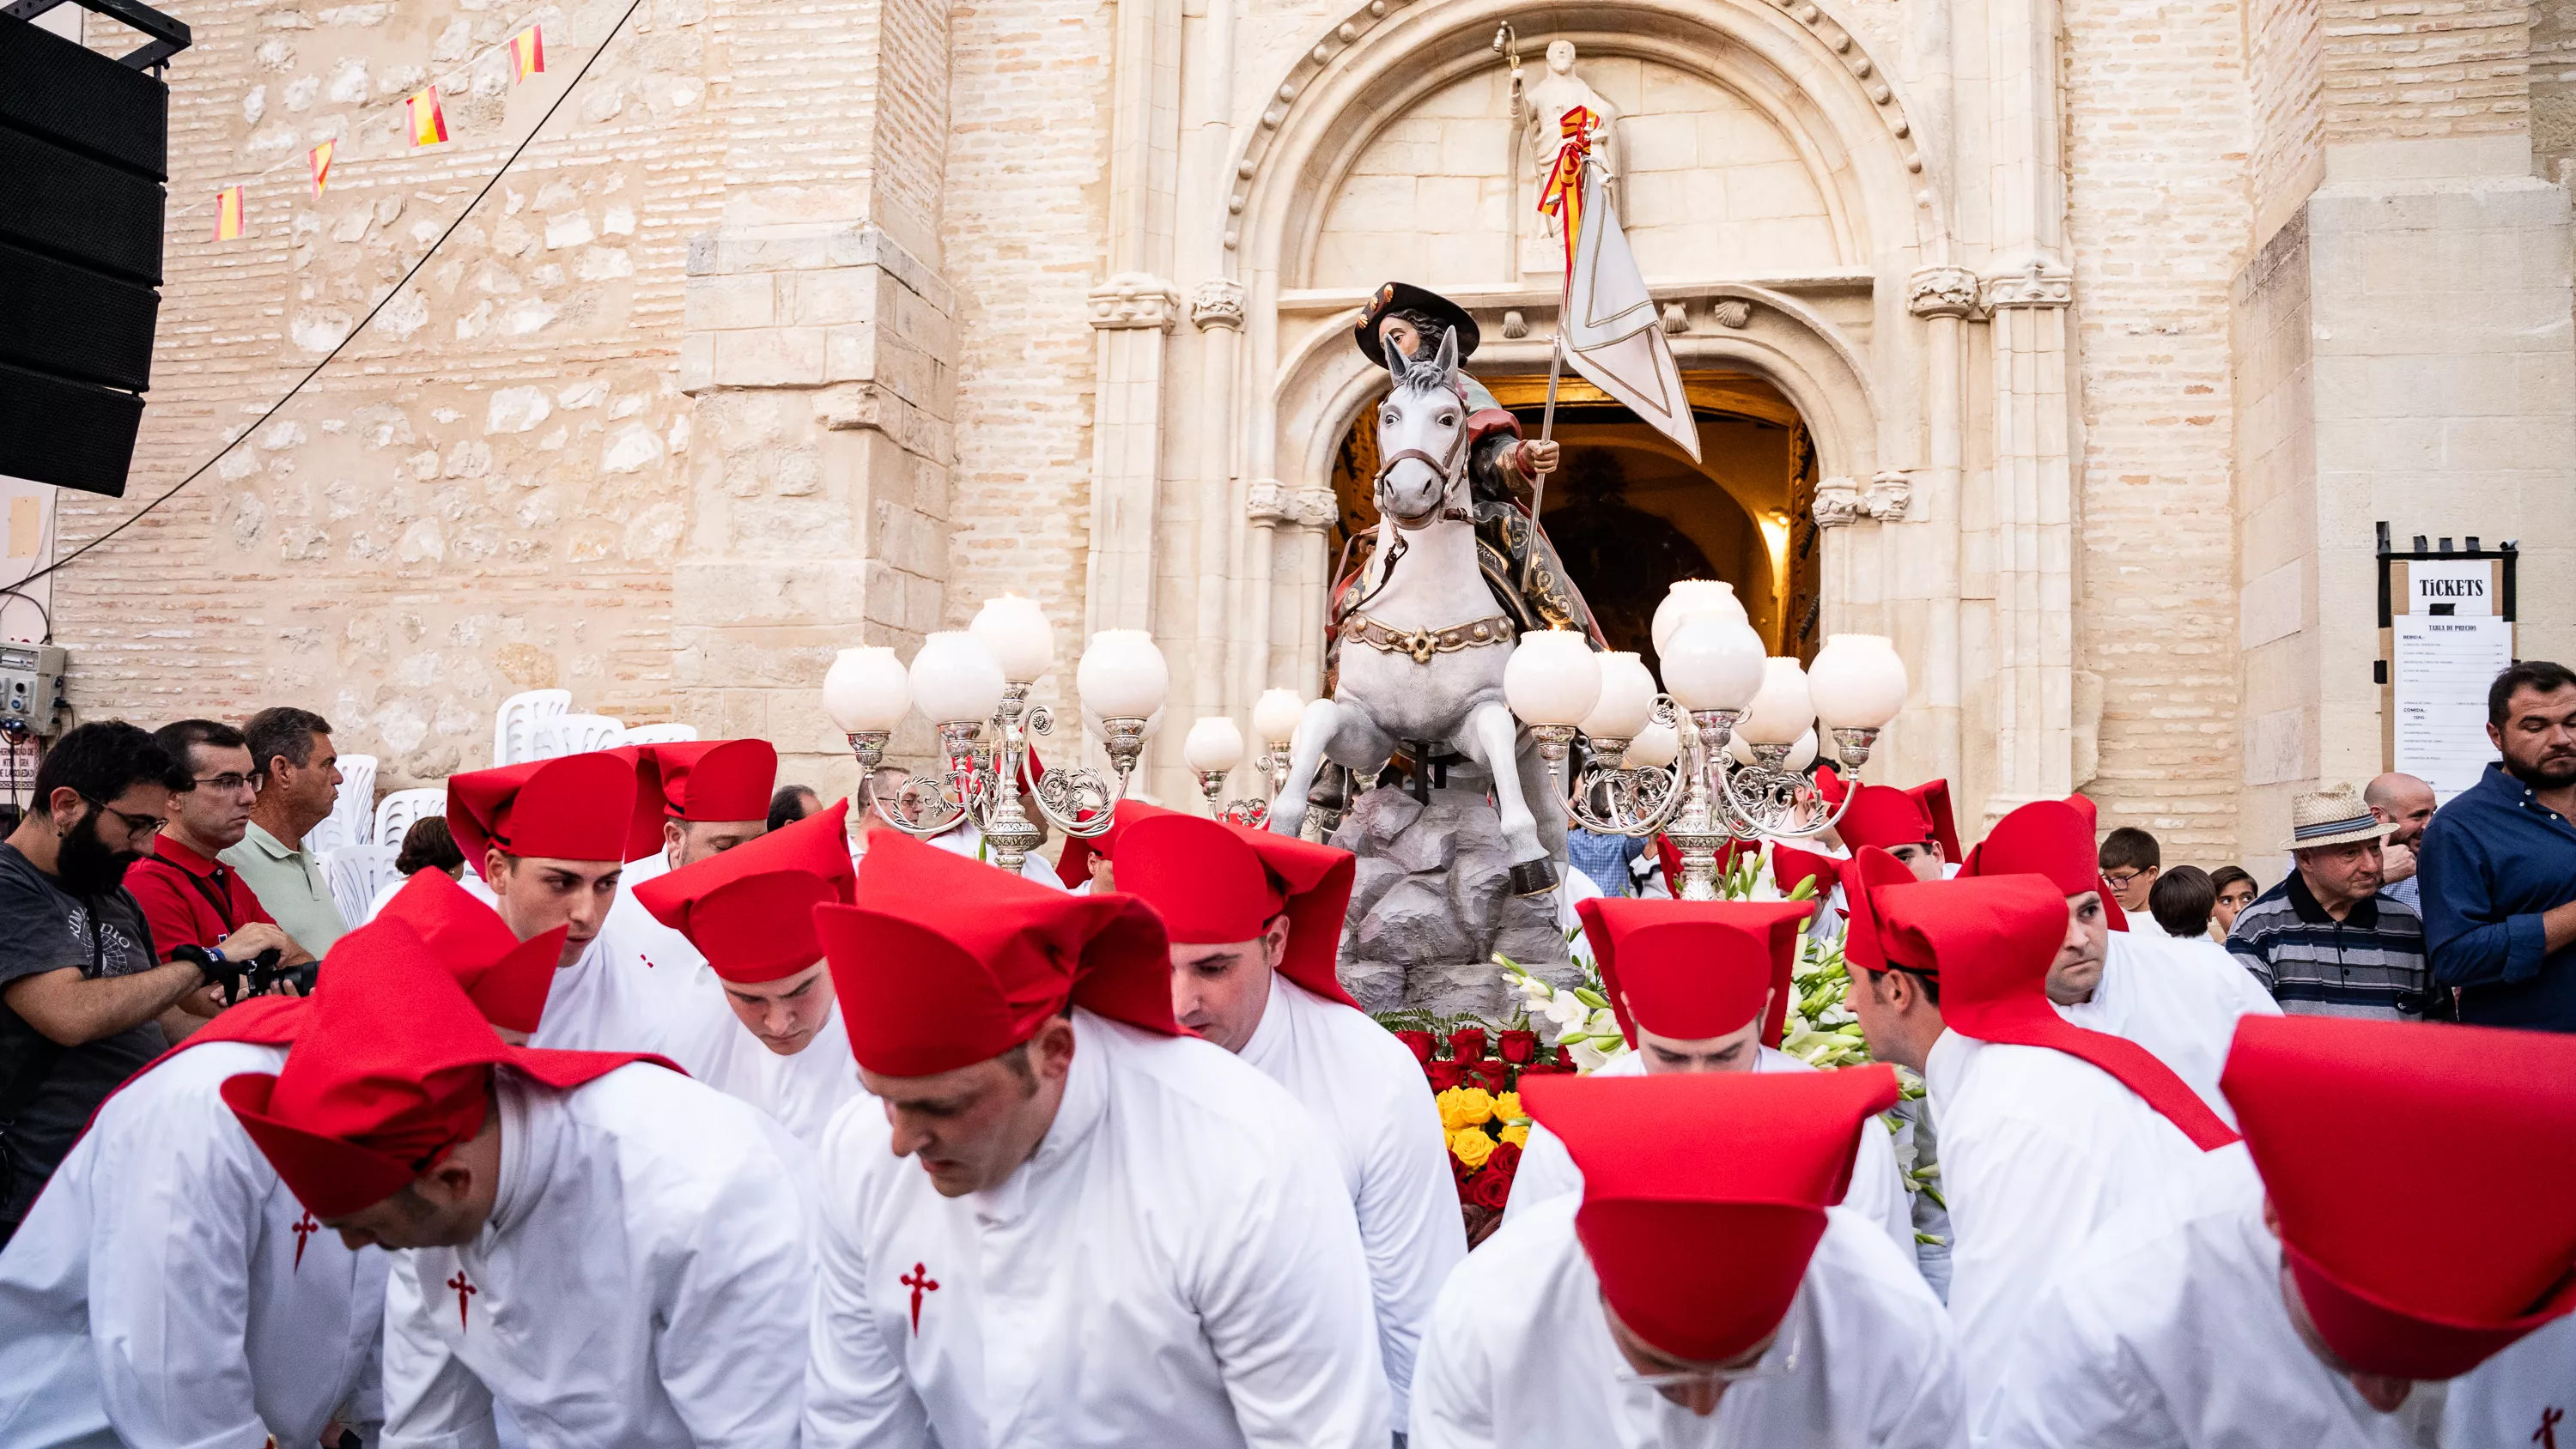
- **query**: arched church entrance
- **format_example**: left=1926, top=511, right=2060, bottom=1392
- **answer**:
left=1325, top=371, right=1822, bottom=676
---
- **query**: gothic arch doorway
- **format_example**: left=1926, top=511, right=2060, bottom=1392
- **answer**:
left=1325, top=370, right=1823, bottom=676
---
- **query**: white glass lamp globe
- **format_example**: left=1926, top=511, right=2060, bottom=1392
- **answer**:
left=1737, top=657, right=1815, bottom=746
left=909, top=633, right=1007, bottom=725
left=1504, top=629, right=1603, bottom=728
left=968, top=594, right=1055, bottom=685
left=1252, top=688, right=1306, bottom=744
left=1623, top=719, right=1682, bottom=769
left=1659, top=614, right=1765, bottom=712
left=822, top=646, right=910, bottom=734
left=1728, top=725, right=1817, bottom=771
left=1076, top=630, right=1170, bottom=720
left=1807, top=633, right=1909, bottom=730
left=1650, top=579, right=1748, bottom=658
left=1182, top=717, right=1246, bottom=773
left=1580, top=651, right=1658, bottom=741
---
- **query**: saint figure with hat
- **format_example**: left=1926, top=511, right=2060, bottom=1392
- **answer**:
left=803, top=833, right=1390, bottom=1446
left=1410, top=1069, right=1964, bottom=1445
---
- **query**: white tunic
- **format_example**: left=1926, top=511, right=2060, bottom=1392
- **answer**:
left=1411, top=1197, right=1965, bottom=1449
left=802, top=1008, right=1392, bottom=1449
left=455, top=874, right=690, bottom=1054
left=1981, top=1186, right=2572, bottom=1448
left=1236, top=975, right=1465, bottom=1431
left=380, top=1064, right=814, bottom=1449
left=1497, top=1047, right=1917, bottom=1265
left=604, top=848, right=717, bottom=995
left=658, top=987, right=867, bottom=1150
left=1925, top=1028, right=2260, bottom=1420
left=0, top=1041, right=386, bottom=1449
left=2062, top=929, right=2281, bottom=1126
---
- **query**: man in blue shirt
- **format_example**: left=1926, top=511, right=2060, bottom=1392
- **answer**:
left=2419, top=659, right=2576, bottom=1032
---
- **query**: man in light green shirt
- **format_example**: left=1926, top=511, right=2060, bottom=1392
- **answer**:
left=219, top=706, right=349, bottom=957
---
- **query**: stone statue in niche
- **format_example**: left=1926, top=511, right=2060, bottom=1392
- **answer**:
left=1513, top=39, right=1622, bottom=275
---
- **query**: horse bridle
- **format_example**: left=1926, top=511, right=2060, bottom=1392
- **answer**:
left=1371, top=379, right=1473, bottom=530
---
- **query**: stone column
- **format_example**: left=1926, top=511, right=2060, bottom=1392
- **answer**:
left=1980, top=261, right=2076, bottom=816
left=1904, top=264, right=1980, bottom=795
left=1083, top=275, right=1183, bottom=640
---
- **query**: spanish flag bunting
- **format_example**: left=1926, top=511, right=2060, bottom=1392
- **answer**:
left=308, top=138, right=335, bottom=197
left=407, top=85, right=449, bottom=146
left=213, top=186, right=244, bottom=240
left=510, top=24, right=545, bottom=83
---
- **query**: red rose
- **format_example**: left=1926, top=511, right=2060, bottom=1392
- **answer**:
left=1498, top=1029, right=1538, bottom=1064
left=1554, top=1045, right=1577, bottom=1070
left=1469, top=1058, right=1510, bottom=1092
left=1486, top=1140, right=1522, bottom=1178
left=1452, top=1159, right=1479, bottom=1199
left=1469, top=1167, right=1514, bottom=1210
left=1393, top=1029, right=1435, bottom=1067
left=1448, top=1027, right=1489, bottom=1063
left=1427, top=1060, right=1466, bottom=1092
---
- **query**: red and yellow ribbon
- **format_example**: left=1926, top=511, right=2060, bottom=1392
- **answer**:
left=1534, top=105, right=1596, bottom=271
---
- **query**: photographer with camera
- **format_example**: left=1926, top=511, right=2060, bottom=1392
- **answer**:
left=126, top=721, right=310, bottom=1019
left=0, top=724, right=246, bottom=1247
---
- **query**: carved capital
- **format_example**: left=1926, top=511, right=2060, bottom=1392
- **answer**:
left=1812, top=476, right=1864, bottom=529
left=1982, top=258, right=2073, bottom=311
left=1189, top=278, right=1247, bottom=331
left=1248, top=479, right=1335, bottom=530
left=1863, top=470, right=1913, bottom=521
left=1907, top=265, right=1983, bottom=320
left=1088, top=272, right=1182, bottom=330
left=1291, top=487, right=1338, bottom=530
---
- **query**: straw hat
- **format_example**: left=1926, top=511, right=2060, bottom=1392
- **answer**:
left=2284, top=783, right=2398, bottom=852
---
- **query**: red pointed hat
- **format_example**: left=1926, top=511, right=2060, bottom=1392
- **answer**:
left=1835, top=846, right=1924, bottom=978
left=1576, top=897, right=1814, bottom=1049
left=1905, top=779, right=1963, bottom=863
left=1956, top=797, right=2128, bottom=931
left=823, top=830, right=1178, bottom=1077
left=621, top=739, right=780, bottom=857
left=1838, top=784, right=1938, bottom=854
left=220, top=919, right=674, bottom=1216
left=373, top=868, right=567, bottom=1034
left=635, top=801, right=857, bottom=984
left=446, top=753, right=649, bottom=870
left=1522, top=1065, right=1902, bottom=1363
left=1109, top=811, right=1357, bottom=1007
left=1873, top=874, right=2237, bottom=1151
left=2222, top=1016, right=2576, bottom=1380
left=1049, top=797, right=1181, bottom=889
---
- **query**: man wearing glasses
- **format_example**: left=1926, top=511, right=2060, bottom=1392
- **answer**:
left=0, top=723, right=240, bottom=1248
left=126, top=721, right=311, bottom=1009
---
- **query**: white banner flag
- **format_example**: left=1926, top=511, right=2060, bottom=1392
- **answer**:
left=1560, top=164, right=1700, bottom=462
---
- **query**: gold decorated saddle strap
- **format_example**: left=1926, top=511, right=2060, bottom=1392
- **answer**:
left=1340, top=612, right=1516, bottom=665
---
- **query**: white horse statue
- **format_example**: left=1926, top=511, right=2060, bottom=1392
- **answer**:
left=1269, top=328, right=1566, bottom=895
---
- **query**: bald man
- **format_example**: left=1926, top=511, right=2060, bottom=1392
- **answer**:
left=2364, top=773, right=2437, bottom=912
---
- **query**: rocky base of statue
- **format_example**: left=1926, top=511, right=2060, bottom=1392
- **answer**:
left=1330, top=783, right=1581, bottom=1018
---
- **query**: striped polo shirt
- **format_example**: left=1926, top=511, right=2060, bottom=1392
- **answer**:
left=2226, top=871, right=2431, bottom=1020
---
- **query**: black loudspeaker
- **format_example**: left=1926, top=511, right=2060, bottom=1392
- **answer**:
left=0, top=2, right=191, bottom=498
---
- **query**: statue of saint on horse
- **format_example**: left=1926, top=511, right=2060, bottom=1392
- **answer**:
left=1269, top=317, right=1575, bottom=896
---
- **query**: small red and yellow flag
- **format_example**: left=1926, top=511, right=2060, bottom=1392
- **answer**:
left=213, top=186, right=244, bottom=240
left=509, top=25, right=545, bottom=84
left=308, top=139, right=335, bottom=197
left=406, top=85, right=448, bottom=146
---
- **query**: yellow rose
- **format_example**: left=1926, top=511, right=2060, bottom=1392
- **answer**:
left=1499, top=1122, right=1530, bottom=1148
left=1449, top=1126, right=1497, bottom=1170
left=1493, top=1090, right=1523, bottom=1124
left=1437, top=1087, right=1497, bottom=1132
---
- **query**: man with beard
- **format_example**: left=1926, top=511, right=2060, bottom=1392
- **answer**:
left=0, top=723, right=229, bottom=1246
left=2421, top=659, right=2576, bottom=1031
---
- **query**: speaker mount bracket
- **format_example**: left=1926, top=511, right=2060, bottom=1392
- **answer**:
left=2, top=0, right=191, bottom=70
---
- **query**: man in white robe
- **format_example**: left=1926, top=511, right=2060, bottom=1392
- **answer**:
left=603, top=738, right=779, bottom=998
left=221, top=917, right=813, bottom=1449
left=1983, top=1015, right=2576, bottom=1447
left=1856, top=862, right=2257, bottom=1419
left=1412, top=1065, right=1963, bottom=1448
left=635, top=801, right=864, bottom=1148
left=801, top=831, right=1391, bottom=1448
left=1497, top=895, right=1914, bottom=1264
left=0, top=880, right=564, bottom=1449
left=1113, top=805, right=1463, bottom=1434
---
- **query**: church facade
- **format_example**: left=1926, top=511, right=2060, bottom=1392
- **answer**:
left=41, top=0, right=2576, bottom=865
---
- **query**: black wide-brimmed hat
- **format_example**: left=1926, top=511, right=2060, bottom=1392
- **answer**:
left=1354, top=281, right=1482, bottom=366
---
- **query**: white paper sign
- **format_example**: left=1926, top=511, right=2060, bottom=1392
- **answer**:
left=2392, top=614, right=2512, bottom=799
left=2407, top=560, right=2494, bottom=615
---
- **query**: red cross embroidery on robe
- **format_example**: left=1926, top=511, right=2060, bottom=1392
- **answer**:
left=641, top=952, right=659, bottom=969
left=2537, top=1406, right=2563, bottom=1449
left=290, top=1210, right=318, bottom=1272
left=901, top=1262, right=939, bottom=1336
left=448, top=1270, right=477, bottom=1331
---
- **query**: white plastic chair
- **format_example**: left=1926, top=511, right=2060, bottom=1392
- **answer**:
left=374, top=787, right=448, bottom=848
left=619, top=723, right=699, bottom=746
left=544, top=713, right=627, bottom=756
left=306, top=753, right=377, bottom=855
left=493, top=689, right=573, bottom=766
left=322, top=845, right=399, bottom=928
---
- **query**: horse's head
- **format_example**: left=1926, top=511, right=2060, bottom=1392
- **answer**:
left=1372, top=325, right=1470, bottom=530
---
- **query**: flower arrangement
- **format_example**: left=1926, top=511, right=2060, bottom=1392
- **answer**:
left=1385, top=1022, right=1574, bottom=1240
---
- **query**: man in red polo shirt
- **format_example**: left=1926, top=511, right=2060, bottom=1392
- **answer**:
left=127, top=721, right=306, bottom=990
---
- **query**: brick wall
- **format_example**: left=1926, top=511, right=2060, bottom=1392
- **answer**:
left=2063, top=0, right=2255, bottom=860
left=2321, top=0, right=2532, bottom=142
left=2534, top=0, right=2576, bottom=176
